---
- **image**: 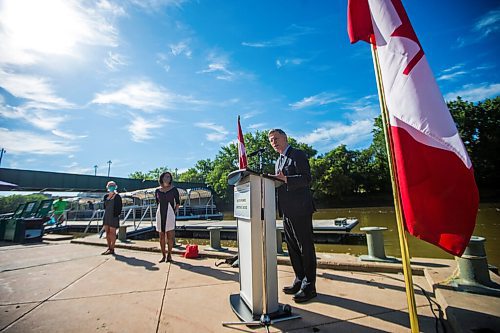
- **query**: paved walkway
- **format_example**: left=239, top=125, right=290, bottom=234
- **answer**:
left=1, top=239, right=499, bottom=332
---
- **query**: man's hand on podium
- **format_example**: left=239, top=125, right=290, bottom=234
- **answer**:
left=268, top=170, right=287, bottom=183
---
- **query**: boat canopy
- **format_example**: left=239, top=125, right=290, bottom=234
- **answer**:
left=121, top=187, right=215, bottom=206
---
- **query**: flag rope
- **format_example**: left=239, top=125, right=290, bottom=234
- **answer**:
left=370, top=41, right=420, bottom=333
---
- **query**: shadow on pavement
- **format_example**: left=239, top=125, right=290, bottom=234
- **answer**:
left=171, top=259, right=239, bottom=282
left=410, top=260, right=450, bottom=268
left=271, top=304, right=388, bottom=333
left=319, top=272, right=428, bottom=296
left=113, top=253, right=159, bottom=271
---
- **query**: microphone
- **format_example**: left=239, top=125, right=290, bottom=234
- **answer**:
left=247, top=147, right=267, bottom=158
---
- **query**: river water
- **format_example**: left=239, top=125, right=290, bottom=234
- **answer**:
left=220, top=203, right=500, bottom=268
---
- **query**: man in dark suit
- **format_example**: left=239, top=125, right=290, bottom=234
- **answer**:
left=268, top=128, right=317, bottom=303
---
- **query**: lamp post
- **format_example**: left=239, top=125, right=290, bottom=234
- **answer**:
left=94, top=165, right=98, bottom=176
left=0, top=148, right=5, bottom=167
left=107, top=160, right=112, bottom=177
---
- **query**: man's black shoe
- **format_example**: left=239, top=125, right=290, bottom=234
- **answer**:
left=293, top=287, right=317, bottom=303
left=282, top=281, right=302, bottom=295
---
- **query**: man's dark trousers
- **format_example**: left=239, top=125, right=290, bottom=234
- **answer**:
left=283, top=213, right=316, bottom=287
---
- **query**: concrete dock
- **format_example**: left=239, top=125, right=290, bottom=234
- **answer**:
left=1, top=237, right=499, bottom=332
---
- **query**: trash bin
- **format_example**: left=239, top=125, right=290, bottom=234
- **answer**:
left=0, top=216, right=10, bottom=241
left=3, top=218, right=26, bottom=243
left=23, top=217, right=46, bottom=242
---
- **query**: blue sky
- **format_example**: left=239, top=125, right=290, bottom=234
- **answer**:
left=0, top=0, right=499, bottom=178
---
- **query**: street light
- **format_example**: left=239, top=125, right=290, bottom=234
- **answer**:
left=94, top=165, right=98, bottom=176
left=0, top=148, right=5, bottom=167
left=107, top=160, right=112, bottom=177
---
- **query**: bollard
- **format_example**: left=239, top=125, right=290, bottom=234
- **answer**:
left=451, top=236, right=500, bottom=296
left=276, top=227, right=285, bottom=255
left=359, top=227, right=398, bottom=263
left=207, top=226, right=227, bottom=251
left=117, top=225, right=130, bottom=242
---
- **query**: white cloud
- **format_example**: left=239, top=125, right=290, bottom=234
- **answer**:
left=342, top=94, right=379, bottom=121
left=444, top=82, right=500, bottom=102
left=437, top=71, right=467, bottom=81
left=437, top=64, right=467, bottom=81
left=127, top=115, right=167, bottom=142
left=0, top=104, right=66, bottom=131
left=51, top=130, right=87, bottom=140
left=473, top=8, right=500, bottom=38
left=197, top=51, right=252, bottom=81
left=457, top=8, right=500, bottom=47
left=128, top=0, right=186, bottom=12
left=194, top=122, right=228, bottom=142
left=170, top=41, right=192, bottom=58
left=0, top=0, right=119, bottom=66
left=198, top=53, right=235, bottom=81
left=63, top=162, right=94, bottom=175
left=0, top=70, right=74, bottom=109
left=104, top=51, right=128, bottom=70
left=0, top=128, right=77, bottom=155
left=248, top=123, right=266, bottom=130
left=97, top=0, right=126, bottom=17
left=242, top=24, right=315, bottom=48
left=206, top=132, right=227, bottom=142
left=276, top=58, right=306, bottom=69
left=298, top=120, right=374, bottom=150
left=92, top=80, right=175, bottom=111
left=290, top=92, right=343, bottom=110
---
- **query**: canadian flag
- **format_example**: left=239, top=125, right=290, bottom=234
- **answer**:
left=237, top=116, right=248, bottom=169
left=348, top=0, right=479, bottom=256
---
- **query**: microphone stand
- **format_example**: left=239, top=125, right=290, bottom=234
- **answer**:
left=257, top=150, right=264, bottom=174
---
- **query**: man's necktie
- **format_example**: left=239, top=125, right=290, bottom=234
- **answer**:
left=278, top=155, right=285, bottom=171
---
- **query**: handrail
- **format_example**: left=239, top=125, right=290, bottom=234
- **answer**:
left=83, top=209, right=104, bottom=234
left=120, top=204, right=155, bottom=231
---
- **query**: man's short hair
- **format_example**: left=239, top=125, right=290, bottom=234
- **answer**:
left=268, top=128, right=287, bottom=137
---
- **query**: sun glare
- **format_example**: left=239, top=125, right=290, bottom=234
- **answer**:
left=2, top=0, right=89, bottom=56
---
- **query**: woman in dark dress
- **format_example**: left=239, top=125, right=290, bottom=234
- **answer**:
left=102, top=181, right=122, bottom=255
left=155, top=172, right=180, bottom=262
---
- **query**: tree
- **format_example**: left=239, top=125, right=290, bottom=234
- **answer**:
left=448, top=96, right=500, bottom=192
left=129, top=166, right=170, bottom=181
left=368, top=115, right=391, bottom=192
left=310, top=145, right=356, bottom=201
left=0, top=194, right=49, bottom=214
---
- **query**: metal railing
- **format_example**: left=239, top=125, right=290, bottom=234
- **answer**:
left=83, top=204, right=155, bottom=235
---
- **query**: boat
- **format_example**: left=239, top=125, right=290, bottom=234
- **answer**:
left=313, top=217, right=359, bottom=233
left=121, top=186, right=224, bottom=221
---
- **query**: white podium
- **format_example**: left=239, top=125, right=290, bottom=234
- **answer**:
left=225, top=169, right=299, bottom=326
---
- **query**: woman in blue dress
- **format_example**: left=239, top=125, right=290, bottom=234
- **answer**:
left=155, top=172, right=180, bottom=262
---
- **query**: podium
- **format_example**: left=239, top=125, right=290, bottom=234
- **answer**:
left=224, top=169, right=299, bottom=326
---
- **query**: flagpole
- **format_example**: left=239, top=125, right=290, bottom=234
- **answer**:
left=370, top=41, right=420, bottom=333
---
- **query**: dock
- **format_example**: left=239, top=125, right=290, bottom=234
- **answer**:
left=45, top=218, right=362, bottom=243
left=1, top=237, right=499, bottom=332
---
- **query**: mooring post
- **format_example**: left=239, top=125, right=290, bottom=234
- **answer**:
left=359, top=227, right=398, bottom=263
left=276, top=227, right=285, bottom=255
left=207, top=226, right=227, bottom=251
left=451, top=236, right=500, bottom=296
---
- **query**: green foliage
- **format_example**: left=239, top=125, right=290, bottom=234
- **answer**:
left=0, top=194, right=49, bottom=214
left=129, top=166, right=170, bottom=181
left=448, top=96, right=500, bottom=189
